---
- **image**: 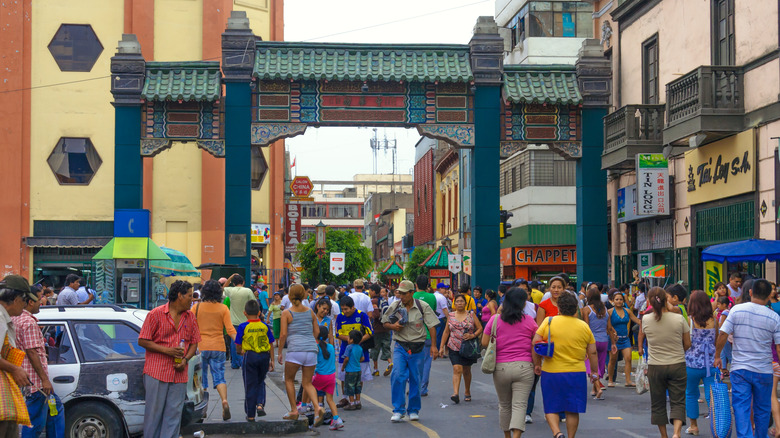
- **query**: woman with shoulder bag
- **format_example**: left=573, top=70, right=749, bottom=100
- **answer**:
left=439, top=294, right=483, bottom=404
left=481, top=287, right=538, bottom=438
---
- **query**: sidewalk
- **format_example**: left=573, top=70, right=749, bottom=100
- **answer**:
left=181, top=365, right=307, bottom=435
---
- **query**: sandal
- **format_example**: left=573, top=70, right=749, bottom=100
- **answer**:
left=607, top=382, right=616, bottom=387
left=246, top=417, right=255, bottom=422
left=256, top=405, right=266, bottom=417
left=450, top=394, right=460, bottom=404
left=685, top=427, right=699, bottom=436
left=464, top=395, right=472, bottom=402
left=554, top=433, right=566, bottom=438
left=313, top=409, right=326, bottom=427
left=282, top=412, right=299, bottom=420
left=625, top=383, right=636, bottom=388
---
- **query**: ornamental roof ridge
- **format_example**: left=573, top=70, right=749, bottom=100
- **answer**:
left=145, top=61, right=222, bottom=69
left=142, top=61, right=222, bottom=102
left=255, top=41, right=471, bottom=52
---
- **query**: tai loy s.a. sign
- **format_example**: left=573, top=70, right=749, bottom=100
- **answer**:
left=636, top=154, right=669, bottom=216
left=285, top=204, right=301, bottom=253
left=685, top=130, right=755, bottom=205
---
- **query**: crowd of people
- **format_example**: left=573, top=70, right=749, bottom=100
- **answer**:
left=2, top=269, right=780, bottom=438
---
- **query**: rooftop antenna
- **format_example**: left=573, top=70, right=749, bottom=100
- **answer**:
left=369, top=128, right=397, bottom=175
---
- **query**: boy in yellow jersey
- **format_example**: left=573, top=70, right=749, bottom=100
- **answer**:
left=235, top=300, right=275, bottom=420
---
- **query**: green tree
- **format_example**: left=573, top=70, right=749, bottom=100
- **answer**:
left=297, top=229, right=373, bottom=285
left=404, top=247, right=433, bottom=282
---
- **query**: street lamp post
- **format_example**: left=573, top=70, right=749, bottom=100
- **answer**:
left=315, top=221, right=327, bottom=285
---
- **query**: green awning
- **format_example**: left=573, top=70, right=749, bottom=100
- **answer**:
left=502, top=65, right=582, bottom=105
left=420, top=245, right=454, bottom=269
left=142, top=61, right=222, bottom=102
left=254, top=42, right=473, bottom=83
left=150, top=246, right=200, bottom=277
left=381, top=259, right=404, bottom=276
left=92, top=237, right=171, bottom=261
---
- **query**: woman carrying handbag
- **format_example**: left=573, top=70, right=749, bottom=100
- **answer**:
left=439, top=294, right=483, bottom=404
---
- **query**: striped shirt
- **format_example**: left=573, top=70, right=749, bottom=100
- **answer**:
left=139, top=303, right=201, bottom=383
left=720, top=302, right=780, bottom=374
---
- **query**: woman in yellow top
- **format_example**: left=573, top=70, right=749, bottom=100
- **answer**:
left=192, top=279, right=237, bottom=421
left=533, top=292, right=601, bottom=438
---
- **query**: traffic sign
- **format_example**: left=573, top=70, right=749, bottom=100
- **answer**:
left=290, top=176, right=314, bottom=198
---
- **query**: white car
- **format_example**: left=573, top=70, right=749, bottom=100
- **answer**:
left=37, top=305, right=207, bottom=438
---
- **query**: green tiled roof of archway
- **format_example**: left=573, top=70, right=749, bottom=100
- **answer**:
left=253, top=42, right=474, bottom=83
left=142, top=61, right=222, bottom=102
left=503, top=64, right=582, bottom=105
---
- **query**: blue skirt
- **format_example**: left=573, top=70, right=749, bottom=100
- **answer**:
left=541, top=371, right=587, bottom=414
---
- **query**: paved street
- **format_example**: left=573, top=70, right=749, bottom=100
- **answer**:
left=201, top=355, right=701, bottom=438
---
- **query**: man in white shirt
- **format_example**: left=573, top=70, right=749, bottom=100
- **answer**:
left=726, top=272, right=743, bottom=300
left=348, top=279, right=373, bottom=315
left=715, top=278, right=780, bottom=437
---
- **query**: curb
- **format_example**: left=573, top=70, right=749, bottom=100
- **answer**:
left=182, top=419, right=309, bottom=436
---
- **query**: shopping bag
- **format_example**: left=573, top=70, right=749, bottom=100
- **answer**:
left=481, top=315, right=498, bottom=374
left=709, top=370, right=732, bottom=438
left=0, top=334, right=31, bottom=426
left=635, top=354, right=649, bottom=395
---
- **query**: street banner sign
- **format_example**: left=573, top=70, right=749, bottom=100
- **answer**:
left=636, top=154, right=669, bottom=216
left=285, top=204, right=301, bottom=253
left=330, top=252, right=345, bottom=276
left=290, top=176, right=314, bottom=200
left=448, top=254, right=462, bottom=274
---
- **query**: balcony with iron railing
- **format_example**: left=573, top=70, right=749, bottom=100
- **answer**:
left=602, top=104, right=665, bottom=170
left=663, top=65, right=744, bottom=146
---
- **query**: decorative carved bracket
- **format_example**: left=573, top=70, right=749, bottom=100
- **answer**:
left=549, top=141, right=582, bottom=159
left=251, top=123, right=308, bottom=146
left=417, top=124, right=474, bottom=148
left=140, top=138, right=225, bottom=157
left=500, top=141, right=529, bottom=158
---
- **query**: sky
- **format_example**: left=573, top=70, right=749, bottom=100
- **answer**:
left=283, top=0, right=495, bottom=182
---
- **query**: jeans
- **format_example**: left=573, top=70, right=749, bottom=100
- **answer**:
left=391, top=343, right=425, bottom=415
left=435, top=318, right=446, bottom=351
left=685, top=366, right=715, bottom=420
left=721, top=341, right=733, bottom=367
left=731, top=369, right=772, bottom=438
left=419, top=338, right=432, bottom=395
left=242, top=351, right=270, bottom=418
left=201, top=350, right=227, bottom=389
left=22, top=391, right=64, bottom=438
left=230, top=324, right=243, bottom=368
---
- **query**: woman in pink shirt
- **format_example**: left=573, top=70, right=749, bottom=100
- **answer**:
left=482, top=287, right=538, bottom=438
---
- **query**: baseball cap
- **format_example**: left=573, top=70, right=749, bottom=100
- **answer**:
left=397, top=280, right=415, bottom=293
left=316, top=284, right=327, bottom=295
left=0, top=275, right=38, bottom=302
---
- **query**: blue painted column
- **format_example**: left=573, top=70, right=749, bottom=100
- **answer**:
left=575, top=39, right=612, bottom=284
left=110, top=35, right=145, bottom=210
left=223, top=81, right=252, bottom=274
left=468, top=17, right=504, bottom=290
left=221, top=12, right=256, bottom=276
left=471, top=85, right=501, bottom=289
left=114, top=105, right=143, bottom=209
left=576, top=107, right=608, bottom=283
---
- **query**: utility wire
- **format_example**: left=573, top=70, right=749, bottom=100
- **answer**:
left=0, top=0, right=490, bottom=95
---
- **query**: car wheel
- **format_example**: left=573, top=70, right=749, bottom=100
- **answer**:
left=66, top=401, right=124, bottom=438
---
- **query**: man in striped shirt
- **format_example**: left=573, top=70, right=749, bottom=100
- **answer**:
left=715, top=278, right=780, bottom=438
left=139, top=280, right=201, bottom=438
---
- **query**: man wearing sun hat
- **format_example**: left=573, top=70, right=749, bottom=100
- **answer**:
left=0, top=274, right=35, bottom=437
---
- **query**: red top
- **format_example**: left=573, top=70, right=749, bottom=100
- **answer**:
left=539, top=298, right=559, bottom=317
left=12, top=310, right=47, bottom=393
left=140, top=303, right=201, bottom=383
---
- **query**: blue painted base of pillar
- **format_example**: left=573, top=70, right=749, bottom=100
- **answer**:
left=576, top=107, right=608, bottom=284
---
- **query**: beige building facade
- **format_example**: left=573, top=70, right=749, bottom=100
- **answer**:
left=604, top=0, right=780, bottom=288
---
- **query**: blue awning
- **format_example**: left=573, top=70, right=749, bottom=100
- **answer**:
left=701, top=239, right=780, bottom=263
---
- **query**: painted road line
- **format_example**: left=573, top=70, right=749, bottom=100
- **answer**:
left=360, top=393, right=441, bottom=438
left=617, top=428, right=646, bottom=438
left=608, top=417, right=623, bottom=420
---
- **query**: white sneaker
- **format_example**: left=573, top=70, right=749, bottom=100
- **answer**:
left=525, top=415, right=533, bottom=424
left=409, top=413, right=419, bottom=421
left=391, top=413, right=404, bottom=422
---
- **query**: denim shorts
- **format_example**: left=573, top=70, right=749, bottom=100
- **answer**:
left=201, top=350, right=227, bottom=388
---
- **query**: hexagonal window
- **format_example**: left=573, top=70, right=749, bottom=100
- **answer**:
left=47, top=138, right=102, bottom=185
left=48, top=24, right=103, bottom=72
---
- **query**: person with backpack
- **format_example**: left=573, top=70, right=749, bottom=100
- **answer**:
left=381, top=280, right=440, bottom=423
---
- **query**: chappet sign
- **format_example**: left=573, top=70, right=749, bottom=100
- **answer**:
left=636, top=154, right=669, bottom=216
left=514, top=246, right=577, bottom=266
left=684, top=130, right=755, bottom=205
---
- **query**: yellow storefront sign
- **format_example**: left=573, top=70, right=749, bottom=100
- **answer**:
left=684, top=130, right=755, bottom=205
left=704, top=261, right=724, bottom=297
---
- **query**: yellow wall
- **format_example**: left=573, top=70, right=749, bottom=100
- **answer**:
left=29, top=0, right=124, bottom=225
left=151, top=0, right=204, bottom=266
left=251, top=147, right=272, bottom=224
left=234, top=0, right=272, bottom=40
